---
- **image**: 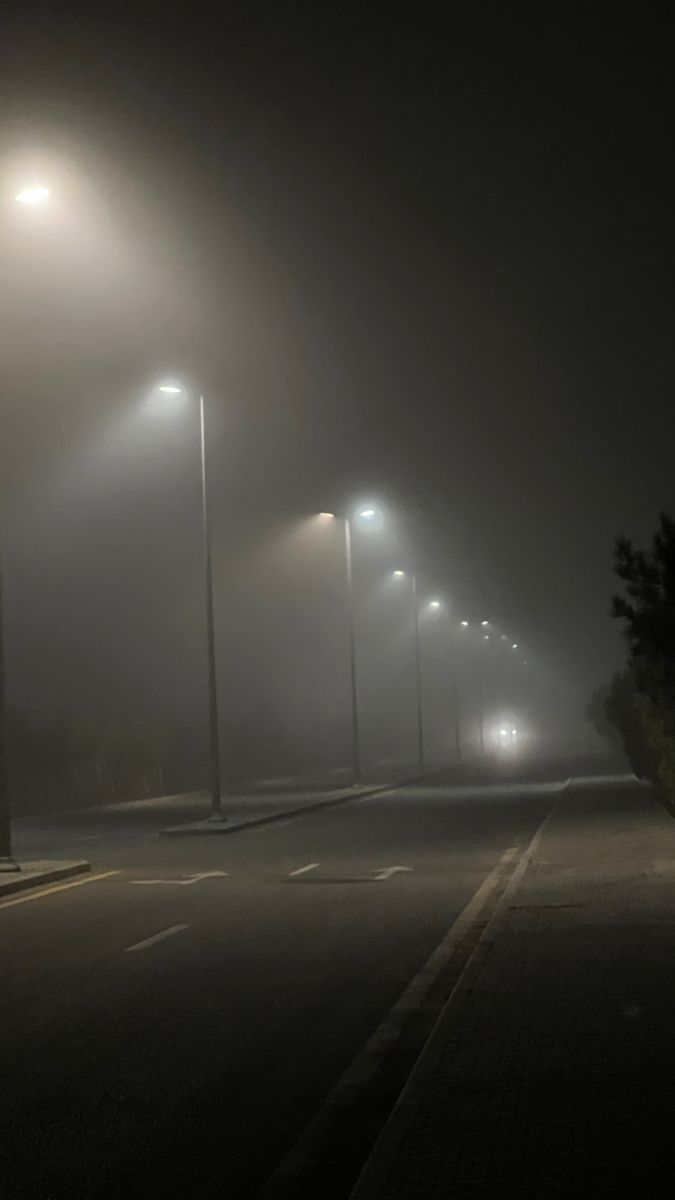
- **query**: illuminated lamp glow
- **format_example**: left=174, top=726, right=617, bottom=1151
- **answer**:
left=15, top=185, right=50, bottom=205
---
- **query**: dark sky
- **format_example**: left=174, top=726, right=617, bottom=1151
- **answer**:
left=2, top=4, right=675, bottom=747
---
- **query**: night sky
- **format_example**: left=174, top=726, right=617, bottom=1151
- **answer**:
left=2, top=5, right=674, bottom=749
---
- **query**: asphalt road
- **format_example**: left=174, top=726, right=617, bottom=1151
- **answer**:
left=1, top=754, right=619, bottom=1198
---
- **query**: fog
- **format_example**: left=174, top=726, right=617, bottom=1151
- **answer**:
left=4, top=11, right=649, bottom=811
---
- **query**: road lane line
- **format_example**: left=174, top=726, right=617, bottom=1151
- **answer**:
left=125, top=924, right=189, bottom=953
left=0, top=871, right=121, bottom=912
left=289, top=862, right=320, bottom=877
left=350, top=787, right=569, bottom=1199
left=259, top=845, right=521, bottom=1197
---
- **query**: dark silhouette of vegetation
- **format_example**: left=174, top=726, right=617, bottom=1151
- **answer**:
left=607, top=513, right=675, bottom=799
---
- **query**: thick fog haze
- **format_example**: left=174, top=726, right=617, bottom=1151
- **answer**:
left=4, top=6, right=671, bottom=801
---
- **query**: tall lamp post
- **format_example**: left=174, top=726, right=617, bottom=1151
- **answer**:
left=343, top=514, right=361, bottom=785
left=319, top=506, right=379, bottom=786
left=449, top=622, right=463, bottom=764
left=393, top=570, right=424, bottom=771
left=0, top=565, right=18, bottom=871
left=157, top=385, right=223, bottom=819
left=0, top=182, right=53, bottom=871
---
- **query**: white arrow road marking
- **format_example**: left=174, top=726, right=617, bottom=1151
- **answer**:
left=131, top=871, right=228, bottom=886
left=125, top=924, right=189, bottom=953
left=289, top=863, right=320, bottom=877
left=372, top=866, right=414, bottom=881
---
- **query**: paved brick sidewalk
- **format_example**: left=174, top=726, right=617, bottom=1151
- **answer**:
left=352, top=775, right=675, bottom=1198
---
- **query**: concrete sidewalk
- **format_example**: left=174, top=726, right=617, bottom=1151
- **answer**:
left=351, top=774, right=675, bottom=1198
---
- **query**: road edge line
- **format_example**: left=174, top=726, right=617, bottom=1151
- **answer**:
left=0, top=859, right=92, bottom=900
left=347, top=779, right=569, bottom=1200
left=257, top=844, right=523, bottom=1198
left=0, top=869, right=120, bottom=910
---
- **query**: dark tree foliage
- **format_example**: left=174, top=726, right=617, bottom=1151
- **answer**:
left=612, top=511, right=675, bottom=708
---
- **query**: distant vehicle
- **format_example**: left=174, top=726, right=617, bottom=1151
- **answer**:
left=496, top=725, right=519, bottom=750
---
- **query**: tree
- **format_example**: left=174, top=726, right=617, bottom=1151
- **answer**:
left=612, top=511, right=675, bottom=709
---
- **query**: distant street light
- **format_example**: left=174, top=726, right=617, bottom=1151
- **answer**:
left=335, top=504, right=380, bottom=785
left=393, top=570, right=425, bottom=771
left=420, top=595, right=462, bottom=765
left=460, top=620, right=469, bottom=627
left=155, top=383, right=223, bottom=820
left=14, top=185, right=50, bottom=206
left=481, top=619, right=489, bottom=627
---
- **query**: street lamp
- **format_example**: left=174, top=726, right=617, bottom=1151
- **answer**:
left=343, top=505, right=380, bottom=784
left=155, top=383, right=223, bottom=820
left=322, top=504, right=381, bottom=786
left=1, top=183, right=56, bottom=870
left=393, top=570, right=425, bottom=772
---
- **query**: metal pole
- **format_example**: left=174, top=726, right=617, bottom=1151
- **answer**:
left=478, top=640, right=486, bottom=757
left=411, top=574, right=424, bottom=771
left=0, top=560, right=19, bottom=871
left=344, top=518, right=361, bottom=785
left=449, top=626, right=461, bottom=763
left=199, top=395, right=223, bottom=819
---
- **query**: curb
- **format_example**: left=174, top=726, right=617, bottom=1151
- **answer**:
left=348, top=782, right=567, bottom=1199
left=159, top=779, right=423, bottom=838
left=0, top=860, right=92, bottom=899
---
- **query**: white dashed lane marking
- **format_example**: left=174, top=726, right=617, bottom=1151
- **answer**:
left=288, top=863, right=320, bottom=877
left=125, top=924, right=190, bottom=953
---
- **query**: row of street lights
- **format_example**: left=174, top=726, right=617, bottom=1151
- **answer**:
left=0, top=181, right=530, bottom=869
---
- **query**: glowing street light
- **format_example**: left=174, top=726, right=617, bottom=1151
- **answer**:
left=14, top=185, right=50, bottom=206
left=154, top=382, right=223, bottom=820
left=391, top=568, right=425, bottom=770
left=3, top=182, right=55, bottom=869
left=460, top=620, right=469, bottom=627
left=481, top=620, right=489, bottom=627
left=429, top=599, right=441, bottom=609
left=333, top=503, right=382, bottom=785
left=512, top=643, right=519, bottom=649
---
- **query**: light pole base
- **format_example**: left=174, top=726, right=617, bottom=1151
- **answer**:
left=0, top=856, right=21, bottom=873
